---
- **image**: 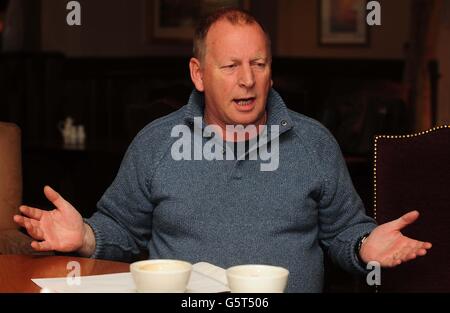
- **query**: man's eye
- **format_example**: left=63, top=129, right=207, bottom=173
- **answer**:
left=224, top=64, right=236, bottom=69
left=251, top=62, right=266, bottom=69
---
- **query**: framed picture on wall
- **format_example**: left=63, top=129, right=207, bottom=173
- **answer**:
left=318, top=0, right=369, bottom=45
left=145, top=0, right=251, bottom=43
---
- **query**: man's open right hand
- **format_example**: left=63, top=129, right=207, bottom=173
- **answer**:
left=13, top=186, right=87, bottom=253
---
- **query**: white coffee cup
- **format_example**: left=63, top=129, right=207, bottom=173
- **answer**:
left=130, top=259, right=192, bottom=293
left=226, top=264, right=289, bottom=293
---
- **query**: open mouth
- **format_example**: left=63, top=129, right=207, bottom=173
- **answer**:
left=233, top=97, right=256, bottom=111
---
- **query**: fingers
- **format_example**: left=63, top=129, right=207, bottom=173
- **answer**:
left=411, top=240, right=432, bottom=251
left=44, top=185, right=67, bottom=210
left=14, top=214, right=35, bottom=228
left=14, top=215, right=45, bottom=240
left=385, top=253, right=402, bottom=267
left=13, top=214, right=26, bottom=228
left=18, top=205, right=44, bottom=220
left=14, top=214, right=51, bottom=251
left=404, top=247, right=430, bottom=261
left=413, top=241, right=432, bottom=252
left=23, top=217, right=45, bottom=240
left=414, top=242, right=431, bottom=255
left=402, top=241, right=428, bottom=258
left=393, top=211, right=420, bottom=230
left=417, top=249, right=428, bottom=256
left=390, top=241, right=431, bottom=267
left=14, top=206, right=46, bottom=240
left=31, top=241, right=53, bottom=252
left=422, top=242, right=432, bottom=249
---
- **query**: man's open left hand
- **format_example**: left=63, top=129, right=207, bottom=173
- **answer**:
left=359, top=211, right=432, bottom=267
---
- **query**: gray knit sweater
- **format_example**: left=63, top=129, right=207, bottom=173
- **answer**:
left=86, top=89, right=377, bottom=292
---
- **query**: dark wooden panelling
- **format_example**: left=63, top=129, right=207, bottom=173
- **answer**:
left=0, top=53, right=408, bottom=214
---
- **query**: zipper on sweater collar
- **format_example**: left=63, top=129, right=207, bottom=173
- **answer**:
left=183, top=89, right=294, bottom=140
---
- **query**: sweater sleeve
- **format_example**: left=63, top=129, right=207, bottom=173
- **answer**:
left=315, top=129, right=377, bottom=274
left=85, top=131, right=156, bottom=262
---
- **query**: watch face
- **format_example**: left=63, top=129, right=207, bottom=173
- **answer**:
left=357, top=234, right=368, bottom=252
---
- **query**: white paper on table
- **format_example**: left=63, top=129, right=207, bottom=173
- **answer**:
left=31, top=262, right=230, bottom=293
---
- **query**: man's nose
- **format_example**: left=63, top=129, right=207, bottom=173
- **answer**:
left=238, top=65, right=255, bottom=88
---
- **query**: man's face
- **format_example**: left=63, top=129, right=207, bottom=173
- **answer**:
left=191, top=20, right=272, bottom=127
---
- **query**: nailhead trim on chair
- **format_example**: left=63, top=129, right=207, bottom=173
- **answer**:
left=373, top=125, right=449, bottom=221
left=372, top=125, right=449, bottom=293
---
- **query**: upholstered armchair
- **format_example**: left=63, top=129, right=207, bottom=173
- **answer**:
left=374, top=125, right=450, bottom=292
left=0, top=122, right=35, bottom=254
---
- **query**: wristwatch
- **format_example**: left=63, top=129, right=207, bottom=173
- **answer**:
left=355, top=233, right=370, bottom=265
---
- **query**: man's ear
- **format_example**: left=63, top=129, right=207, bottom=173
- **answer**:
left=271, top=79, right=273, bottom=87
left=189, top=58, right=204, bottom=92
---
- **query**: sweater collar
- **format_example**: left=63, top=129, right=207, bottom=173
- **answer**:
left=183, top=88, right=294, bottom=135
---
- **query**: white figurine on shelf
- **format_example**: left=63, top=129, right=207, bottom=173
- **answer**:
left=77, top=125, right=86, bottom=147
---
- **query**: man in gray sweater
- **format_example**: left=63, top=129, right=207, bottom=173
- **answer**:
left=15, top=8, right=431, bottom=292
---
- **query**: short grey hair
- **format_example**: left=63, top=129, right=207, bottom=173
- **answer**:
left=193, top=7, right=272, bottom=61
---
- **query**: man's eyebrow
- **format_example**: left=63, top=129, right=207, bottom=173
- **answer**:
left=251, top=57, right=268, bottom=62
left=220, top=56, right=268, bottom=64
left=229, top=58, right=241, bottom=63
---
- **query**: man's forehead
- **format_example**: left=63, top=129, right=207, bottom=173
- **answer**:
left=205, top=20, right=269, bottom=58
left=207, top=19, right=265, bottom=40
